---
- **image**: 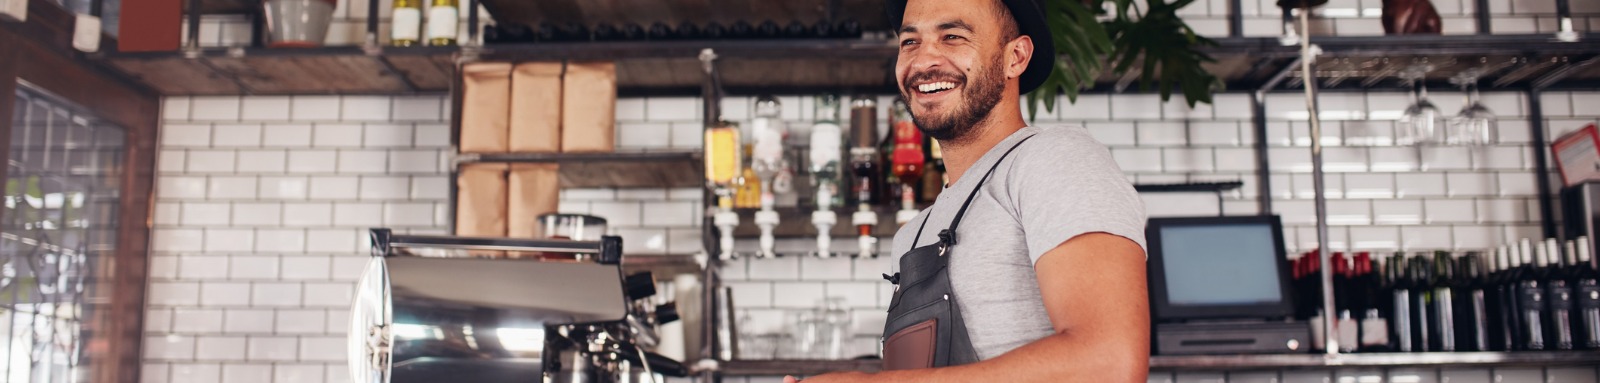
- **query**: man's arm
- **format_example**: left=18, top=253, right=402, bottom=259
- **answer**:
left=792, top=232, right=1150, bottom=383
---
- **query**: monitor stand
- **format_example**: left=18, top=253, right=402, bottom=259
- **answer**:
left=1154, top=319, right=1312, bottom=356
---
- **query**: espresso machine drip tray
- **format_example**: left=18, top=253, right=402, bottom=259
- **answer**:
left=352, top=228, right=681, bottom=383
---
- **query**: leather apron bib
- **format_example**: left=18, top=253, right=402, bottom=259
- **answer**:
left=881, top=135, right=1034, bottom=370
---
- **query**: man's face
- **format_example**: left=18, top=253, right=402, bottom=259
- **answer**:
left=895, top=0, right=1014, bottom=143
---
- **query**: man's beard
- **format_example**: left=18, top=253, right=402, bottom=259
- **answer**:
left=902, top=54, right=1007, bottom=144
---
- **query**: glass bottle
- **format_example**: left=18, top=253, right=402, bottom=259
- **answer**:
left=426, top=0, right=460, bottom=46
left=889, top=98, right=924, bottom=222
left=391, top=0, right=423, bottom=46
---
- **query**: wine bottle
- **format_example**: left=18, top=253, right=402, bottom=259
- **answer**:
left=729, top=21, right=755, bottom=39
left=1409, top=252, right=1433, bottom=352
left=757, top=20, right=781, bottom=38
left=1359, top=252, right=1392, bottom=352
left=1390, top=252, right=1416, bottom=352
left=391, top=0, right=423, bottom=46
left=1334, top=253, right=1358, bottom=353
left=1572, top=236, right=1600, bottom=349
left=677, top=21, right=701, bottom=40
left=425, top=0, right=459, bottom=46
left=1428, top=251, right=1457, bottom=352
left=558, top=22, right=589, bottom=42
left=1516, top=238, right=1547, bottom=350
left=811, top=19, right=836, bottom=38
left=1455, top=252, right=1491, bottom=351
left=1542, top=238, right=1576, bottom=350
left=784, top=20, right=808, bottom=38
left=593, top=23, right=622, bottom=41
left=703, top=22, right=727, bottom=39
left=648, top=22, right=673, bottom=40
left=534, top=23, right=558, bottom=42
left=837, top=19, right=862, bottom=38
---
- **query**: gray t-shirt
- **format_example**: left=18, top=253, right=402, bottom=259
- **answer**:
left=890, top=125, right=1148, bottom=360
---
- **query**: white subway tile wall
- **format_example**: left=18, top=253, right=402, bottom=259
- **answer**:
left=147, top=90, right=1592, bottom=382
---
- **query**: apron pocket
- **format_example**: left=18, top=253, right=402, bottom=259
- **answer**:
left=883, top=318, right=937, bottom=371
left=883, top=298, right=954, bottom=370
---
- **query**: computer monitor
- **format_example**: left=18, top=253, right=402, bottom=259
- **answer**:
left=1146, top=215, right=1294, bottom=321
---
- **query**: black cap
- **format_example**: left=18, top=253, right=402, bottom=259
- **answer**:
left=886, top=0, right=1055, bottom=94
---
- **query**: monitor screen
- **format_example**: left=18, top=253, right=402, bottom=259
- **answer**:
left=1146, top=215, right=1293, bottom=320
left=1158, top=224, right=1283, bottom=306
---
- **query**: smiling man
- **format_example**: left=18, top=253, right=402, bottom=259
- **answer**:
left=786, top=0, right=1151, bottom=382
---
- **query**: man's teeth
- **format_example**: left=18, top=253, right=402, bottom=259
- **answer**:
left=917, top=82, right=957, bottom=93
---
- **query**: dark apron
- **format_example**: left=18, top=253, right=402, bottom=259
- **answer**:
left=881, top=135, right=1034, bottom=370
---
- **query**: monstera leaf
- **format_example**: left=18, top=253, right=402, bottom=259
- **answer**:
left=1026, top=0, right=1223, bottom=120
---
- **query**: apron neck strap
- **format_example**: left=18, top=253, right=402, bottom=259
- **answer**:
left=916, top=134, right=1036, bottom=247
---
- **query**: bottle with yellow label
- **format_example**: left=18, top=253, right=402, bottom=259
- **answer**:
left=734, top=145, right=762, bottom=209
left=705, top=121, right=742, bottom=260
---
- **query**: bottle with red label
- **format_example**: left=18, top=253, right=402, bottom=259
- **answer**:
left=890, top=98, right=925, bottom=225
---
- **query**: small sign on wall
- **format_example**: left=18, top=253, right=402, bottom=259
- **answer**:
left=1553, top=123, right=1600, bottom=187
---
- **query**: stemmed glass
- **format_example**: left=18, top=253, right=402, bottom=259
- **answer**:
left=1397, top=65, right=1445, bottom=146
left=1449, top=72, right=1497, bottom=146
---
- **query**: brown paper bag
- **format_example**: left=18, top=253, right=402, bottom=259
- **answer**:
left=561, top=61, right=617, bottom=153
left=507, top=163, right=561, bottom=239
left=455, top=163, right=509, bottom=238
left=461, top=62, right=513, bottom=153
left=511, top=62, right=564, bottom=153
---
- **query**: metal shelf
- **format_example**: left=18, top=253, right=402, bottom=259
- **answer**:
left=719, top=352, right=1600, bottom=375
left=96, top=34, right=1600, bottom=96
left=457, top=151, right=703, bottom=189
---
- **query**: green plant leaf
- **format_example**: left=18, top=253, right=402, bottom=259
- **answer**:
left=1025, top=0, right=1220, bottom=121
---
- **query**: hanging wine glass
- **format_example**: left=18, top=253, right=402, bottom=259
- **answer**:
left=1397, top=64, right=1444, bottom=146
left=1449, top=71, right=1497, bottom=146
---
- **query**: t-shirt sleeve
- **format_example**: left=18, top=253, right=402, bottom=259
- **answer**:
left=1006, top=128, right=1148, bottom=264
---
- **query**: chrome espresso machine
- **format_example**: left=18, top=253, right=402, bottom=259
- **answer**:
left=350, top=228, right=688, bottom=383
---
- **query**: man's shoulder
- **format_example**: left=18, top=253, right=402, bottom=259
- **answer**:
left=1006, top=125, right=1118, bottom=171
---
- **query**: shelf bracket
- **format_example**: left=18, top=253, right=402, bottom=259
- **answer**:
left=1532, top=55, right=1600, bottom=90
left=376, top=55, right=421, bottom=93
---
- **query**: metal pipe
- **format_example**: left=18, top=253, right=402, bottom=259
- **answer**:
left=185, top=0, right=202, bottom=52
left=1528, top=88, right=1559, bottom=239
left=1230, top=0, right=1244, bottom=37
left=1474, top=0, right=1491, bottom=34
left=467, top=0, right=480, bottom=46
left=1295, top=9, right=1337, bottom=356
left=365, top=0, right=380, bottom=48
left=698, top=47, right=725, bottom=383
left=1555, top=0, right=1577, bottom=42
left=1251, top=91, right=1273, bottom=215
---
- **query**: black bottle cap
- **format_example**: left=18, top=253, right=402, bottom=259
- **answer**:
left=702, top=22, right=727, bottom=39
left=560, top=22, right=590, bottom=41
left=625, top=272, right=657, bottom=300
left=784, top=20, right=807, bottom=38
left=757, top=20, right=781, bottom=38
left=838, top=19, right=862, bottom=38
left=483, top=24, right=503, bottom=43
left=676, top=21, right=701, bottom=40
left=729, top=20, right=754, bottom=39
left=648, top=22, right=673, bottom=40
left=811, top=19, right=835, bottom=38
left=593, top=23, right=621, bottom=41
left=621, top=23, right=646, bottom=40
left=654, top=303, right=680, bottom=325
left=503, top=24, right=532, bottom=43
left=535, top=23, right=558, bottom=42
